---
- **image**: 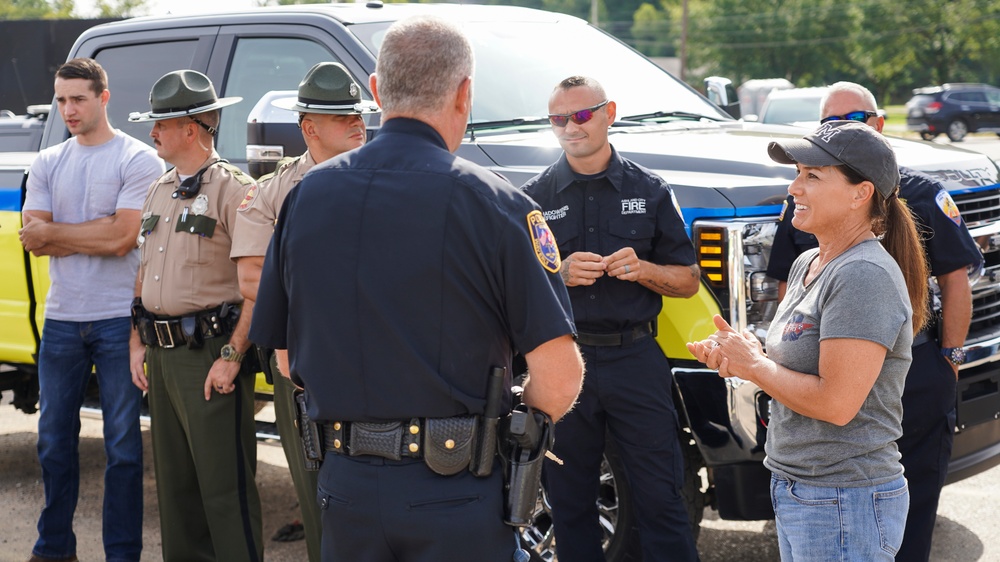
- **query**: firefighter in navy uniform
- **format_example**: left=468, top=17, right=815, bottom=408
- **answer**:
left=232, top=61, right=378, bottom=562
left=766, top=82, right=981, bottom=562
left=522, top=76, right=701, bottom=562
left=127, top=70, right=263, bottom=562
left=249, top=16, right=584, bottom=562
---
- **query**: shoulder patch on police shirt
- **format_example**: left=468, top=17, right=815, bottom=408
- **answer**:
left=778, top=199, right=788, bottom=221
left=935, top=190, right=962, bottom=226
left=237, top=184, right=259, bottom=212
left=527, top=210, right=561, bottom=273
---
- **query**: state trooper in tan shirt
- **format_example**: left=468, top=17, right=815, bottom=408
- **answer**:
left=232, top=61, right=378, bottom=562
left=127, top=70, right=263, bottom=562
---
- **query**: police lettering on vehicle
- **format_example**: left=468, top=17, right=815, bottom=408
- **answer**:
left=527, top=210, right=561, bottom=273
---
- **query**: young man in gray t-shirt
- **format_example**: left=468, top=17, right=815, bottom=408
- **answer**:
left=19, top=58, right=163, bottom=562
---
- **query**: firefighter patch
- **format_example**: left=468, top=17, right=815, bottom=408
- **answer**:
left=935, top=190, right=962, bottom=226
left=527, top=210, right=560, bottom=273
left=238, top=184, right=258, bottom=212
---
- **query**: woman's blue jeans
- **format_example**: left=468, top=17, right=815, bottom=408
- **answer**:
left=771, top=473, right=908, bottom=561
left=33, top=317, right=143, bottom=562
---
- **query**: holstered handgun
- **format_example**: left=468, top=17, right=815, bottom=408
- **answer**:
left=470, top=366, right=506, bottom=477
left=294, top=389, right=323, bottom=471
left=500, top=405, right=554, bottom=527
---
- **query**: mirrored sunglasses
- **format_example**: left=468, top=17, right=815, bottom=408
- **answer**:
left=548, top=100, right=610, bottom=128
left=819, top=110, right=877, bottom=124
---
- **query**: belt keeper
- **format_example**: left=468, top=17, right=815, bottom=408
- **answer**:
left=325, top=421, right=345, bottom=454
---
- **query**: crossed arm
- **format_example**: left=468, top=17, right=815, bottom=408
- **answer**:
left=20, top=209, right=141, bottom=257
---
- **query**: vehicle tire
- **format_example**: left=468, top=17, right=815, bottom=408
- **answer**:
left=920, top=132, right=938, bottom=141
left=947, top=119, right=968, bottom=142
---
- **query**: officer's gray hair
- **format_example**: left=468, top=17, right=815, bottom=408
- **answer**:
left=376, top=16, right=474, bottom=114
left=823, top=81, right=878, bottom=111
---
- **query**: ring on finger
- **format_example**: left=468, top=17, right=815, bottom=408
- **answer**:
left=624, top=264, right=630, bottom=274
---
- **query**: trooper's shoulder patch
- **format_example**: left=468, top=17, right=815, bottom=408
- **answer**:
left=527, top=210, right=561, bottom=273
left=935, top=190, right=962, bottom=226
left=237, top=184, right=259, bottom=212
left=778, top=199, right=789, bottom=221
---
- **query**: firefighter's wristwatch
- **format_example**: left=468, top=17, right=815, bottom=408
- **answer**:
left=942, top=347, right=966, bottom=367
left=220, top=344, right=244, bottom=363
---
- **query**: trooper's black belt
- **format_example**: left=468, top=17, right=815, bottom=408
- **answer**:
left=135, top=303, right=237, bottom=348
left=320, top=417, right=481, bottom=476
left=575, top=322, right=654, bottom=347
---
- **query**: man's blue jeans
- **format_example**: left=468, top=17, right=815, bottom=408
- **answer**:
left=771, top=473, right=908, bottom=561
left=33, top=317, right=143, bottom=562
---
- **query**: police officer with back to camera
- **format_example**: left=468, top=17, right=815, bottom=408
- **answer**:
left=249, top=15, right=585, bottom=562
left=766, top=81, right=981, bottom=562
left=231, top=61, right=378, bottom=562
left=127, top=69, right=264, bottom=562
left=522, top=75, right=701, bottom=562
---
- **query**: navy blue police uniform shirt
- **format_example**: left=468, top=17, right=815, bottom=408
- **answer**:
left=522, top=147, right=696, bottom=333
left=249, top=117, right=575, bottom=423
left=767, top=166, right=982, bottom=290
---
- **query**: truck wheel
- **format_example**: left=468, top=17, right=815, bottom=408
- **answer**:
left=523, top=439, right=640, bottom=562
left=947, top=119, right=968, bottom=142
left=919, top=132, right=938, bottom=141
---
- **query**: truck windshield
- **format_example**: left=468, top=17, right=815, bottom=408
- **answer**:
left=348, top=19, right=730, bottom=127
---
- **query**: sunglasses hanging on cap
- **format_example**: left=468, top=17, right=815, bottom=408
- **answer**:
left=548, top=100, right=610, bottom=128
left=173, top=159, right=229, bottom=200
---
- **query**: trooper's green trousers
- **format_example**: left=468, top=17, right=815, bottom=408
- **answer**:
left=146, top=338, right=263, bottom=562
left=272, top=355, right=322, bottom=562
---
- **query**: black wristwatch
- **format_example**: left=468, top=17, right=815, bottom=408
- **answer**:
left=942, top=347, right=966, bottom=367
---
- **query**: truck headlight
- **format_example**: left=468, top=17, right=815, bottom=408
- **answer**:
left=693, top=218, right=780, bottom=343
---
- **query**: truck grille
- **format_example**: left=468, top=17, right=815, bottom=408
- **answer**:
left=953, top=190, right=1000, bottom=229
left=955, top=189, right=1000, bottom=342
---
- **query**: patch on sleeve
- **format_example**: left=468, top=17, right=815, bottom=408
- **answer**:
left=935, top=190, right=962, bottom=226
left=237, top=184, right=259, bottom=212
left=778, top=199, right=788, bottom=221
left=527, top=210, right=561, bottom=273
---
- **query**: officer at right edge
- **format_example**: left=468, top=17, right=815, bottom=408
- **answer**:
left=766, top=81, right=982, bottom=562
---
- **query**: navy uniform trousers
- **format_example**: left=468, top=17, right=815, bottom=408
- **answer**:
left=316, top=454, right=516, bottom=561
left=543, top=336, right=699, bottom=562
left=896, top=340, right=959, bottom=562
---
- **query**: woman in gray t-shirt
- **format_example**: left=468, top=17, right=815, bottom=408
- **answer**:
left=688, top=121, right=928, bottom=561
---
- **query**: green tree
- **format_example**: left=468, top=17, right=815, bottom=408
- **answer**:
left=632, top=3, right=674, bottom=57
left=0, top=0, right=73, bottom=19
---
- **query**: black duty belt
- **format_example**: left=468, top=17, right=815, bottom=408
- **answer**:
left=320, top=417, right=480, bottom=476
left=575, top=322, right=654, bottom=347
left=135, top=303, right=238, bottom=348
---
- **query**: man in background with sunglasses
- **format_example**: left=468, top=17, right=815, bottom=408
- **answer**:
left=523, top=76, right=701, bottom=562
left=128, top=70, right=264, bottom=561
left=766, top=81, right=982, bottom=562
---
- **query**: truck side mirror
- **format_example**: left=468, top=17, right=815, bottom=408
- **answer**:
left=704, top=76, right=741, bottom=120
left=246, top=90, right=304, bottom=180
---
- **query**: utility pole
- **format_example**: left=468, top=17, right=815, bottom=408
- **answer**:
left=591, top=0, right=599, bottom=28
left=680, top=0, right=689, bottom=80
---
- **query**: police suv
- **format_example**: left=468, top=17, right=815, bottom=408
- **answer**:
left=2, top=3, right=1000, bottom=560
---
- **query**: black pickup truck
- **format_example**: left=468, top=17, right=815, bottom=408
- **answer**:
left=2, top=4, right=1000, bottom=560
